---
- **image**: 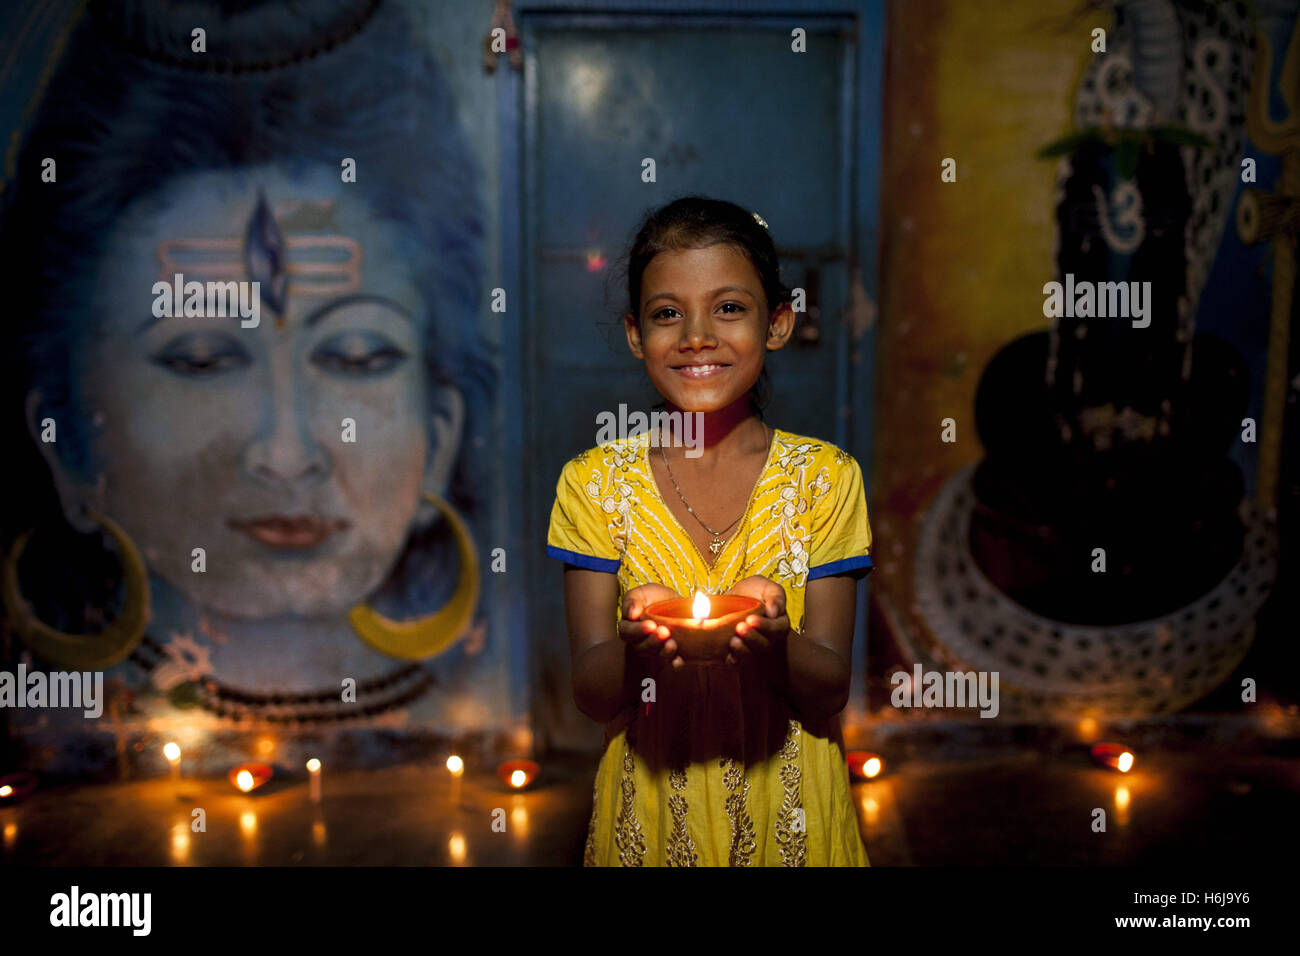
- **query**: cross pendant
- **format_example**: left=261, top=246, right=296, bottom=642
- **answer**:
left=709, top=537, right=723, bottom=556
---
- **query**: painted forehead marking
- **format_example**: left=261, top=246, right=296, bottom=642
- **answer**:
left=155, top=195, right=363, bottom=329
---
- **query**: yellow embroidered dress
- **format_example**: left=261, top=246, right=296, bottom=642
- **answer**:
left=546, top=428, right=872, bottom=866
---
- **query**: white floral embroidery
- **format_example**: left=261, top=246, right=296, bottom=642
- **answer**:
left=775, top=441, right=817, bottom=472
left=777, top=537, right=809, bottom=582
left=809, top=469, right=831, bottom=500
left=769, top=439, right=838, bottom=589
left=580, top=442, right=641, bottom=554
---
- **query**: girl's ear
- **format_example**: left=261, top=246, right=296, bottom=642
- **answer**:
left=766, top=303, right=796, bottom=349
left=624, top=310, right=645, bottom=359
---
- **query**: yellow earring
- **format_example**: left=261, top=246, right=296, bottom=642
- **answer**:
left=348, top=492, right=480, bottom=660
left=1, top=509, right=151, bottom=670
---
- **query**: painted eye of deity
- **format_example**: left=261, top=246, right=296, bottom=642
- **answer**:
left=151, top=332, right=251, bottom=377
left=310, top=330, right=409, bottom=377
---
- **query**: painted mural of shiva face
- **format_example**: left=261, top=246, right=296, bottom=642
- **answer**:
left=0, top=0, right=498, bottom=721
left=58, top=164, right=458, bottom=620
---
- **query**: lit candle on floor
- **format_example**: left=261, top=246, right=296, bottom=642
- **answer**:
left=497, top=760, right=539, bottom=790
left=0, top=773, right=36, bottom=817
left=163, top=741, right=181, bottom=782
left=1090, top=743, right=1135, bottom=773
left=447, top=754, right=464, bottom=807
left=229, top=763, right=273, bottom=793
left=307, top=758, right=322, bottom=804
left=846, top=751, right=884, bottom=781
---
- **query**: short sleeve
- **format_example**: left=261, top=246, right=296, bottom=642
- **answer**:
left=807, top=454, right=873, bottom=580
left=545, top=457, right=622, bottom=573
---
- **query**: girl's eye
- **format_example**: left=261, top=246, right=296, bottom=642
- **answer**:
left=310, top=331, right=409, bottom=377
left=651, top=303, right=746, bottom=321
left=151, top=333, right=250, bottom=377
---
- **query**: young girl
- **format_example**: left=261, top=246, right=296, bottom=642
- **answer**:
left=546, top=196, right=872, bottom=866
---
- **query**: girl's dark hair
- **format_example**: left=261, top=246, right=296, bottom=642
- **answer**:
left=619, top=195, right=791, bottom=419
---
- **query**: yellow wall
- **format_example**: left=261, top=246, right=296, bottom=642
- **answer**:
left=873, top=0, right=1107, bottom=617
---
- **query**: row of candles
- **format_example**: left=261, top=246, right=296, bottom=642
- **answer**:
left=844, top=742, right=1135, bottom=781
left=847, top=743, right=1133, bottom=780
left=0, top=733, right=1136, bottom=807
left=153, top=741, right=543, bottom=799
left=0, top=742, right=1133, bottom=805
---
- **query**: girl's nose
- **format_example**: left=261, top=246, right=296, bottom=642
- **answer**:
left=678, top=311, right=717, bottom=350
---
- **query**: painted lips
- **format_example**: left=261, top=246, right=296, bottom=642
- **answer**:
left=228, top=515, right=349, bottom=550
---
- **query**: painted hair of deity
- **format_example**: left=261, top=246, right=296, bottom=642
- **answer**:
left=0, top=0, right=494, bottom=634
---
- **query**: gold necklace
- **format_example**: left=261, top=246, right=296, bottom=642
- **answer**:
left=658, top=424, right=772, bottom=557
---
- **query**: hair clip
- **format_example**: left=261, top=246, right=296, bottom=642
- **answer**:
left=752, top=211, right=769, bottom=231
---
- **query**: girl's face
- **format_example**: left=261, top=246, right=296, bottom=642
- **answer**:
left=41, top=163, right=462, bottom=619
left=626, top=243, right=792, bottom=413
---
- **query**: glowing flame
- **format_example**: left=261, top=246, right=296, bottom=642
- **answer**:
left=306, top=758, right=321, bottom=773
left=863, top=757, right=882, bottom=778
left=0, top=786, right=12, bottom=798
left=510, top=769, right=527, bottom=788
left=692, top=592, right=710, bottom=620
left=236, top=770, right=255, bottom=792
left=163, top=742, right=181, bottom=762
left=446, top=755, right=464, bottom=775
left=1116, top=751, right=1134, bottom=773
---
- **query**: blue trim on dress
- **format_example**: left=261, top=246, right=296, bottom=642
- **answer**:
left=545, top=544, right=621, bottom=573
left=807, top=554, right=873, bottom=580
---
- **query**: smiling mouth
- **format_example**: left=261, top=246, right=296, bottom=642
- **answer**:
left=672, top=363, right=731, bottom=379
left=227, top=515, right=350, bottom=551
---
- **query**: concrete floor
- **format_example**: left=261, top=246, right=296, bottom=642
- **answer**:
left=3, top=723, right=1297, bottom=866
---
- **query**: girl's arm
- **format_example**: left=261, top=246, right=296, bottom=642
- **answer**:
left=564, top=566, right=632, bottom=723
left=564, top=569, right=684, bottom=723
left=777, top=574, right=857, bottom=721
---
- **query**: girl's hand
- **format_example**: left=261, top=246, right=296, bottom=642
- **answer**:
left=619, top=584, right=687, bottom=668
left=723, top=575, right=790, bottom=668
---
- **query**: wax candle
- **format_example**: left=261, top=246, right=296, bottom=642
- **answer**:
left=306, top=758, right=322, bottom=803
left=447, top=754, right=464, bottom=807
left=163, top=741, right=181, bottom=781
